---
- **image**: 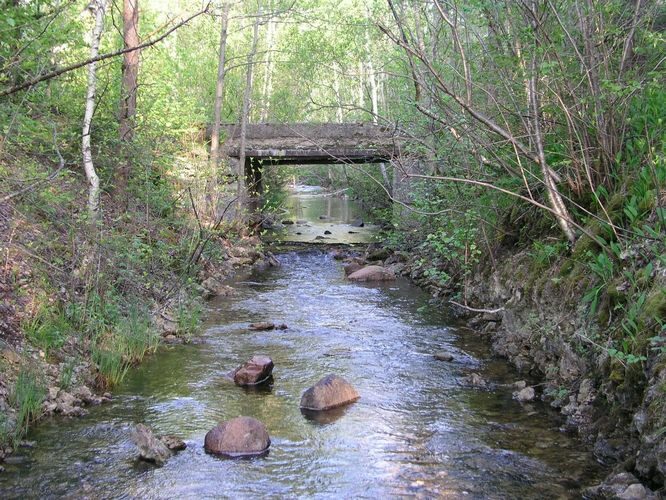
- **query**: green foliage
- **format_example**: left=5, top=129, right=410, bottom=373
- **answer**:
left=22, top=305, right=72, bottom=355
left=90, top=305, right=158, bottom=388
left=9, top=368, right=46, bottom=444
left=582, top=249, right=615, bottom=316
left=92, top=341, right=128, bottom=389
left=530, top=241, right=568, bottom=269
left=176, top=300, right=203, bottom=341
left=59, top=359, right=76, bottom=390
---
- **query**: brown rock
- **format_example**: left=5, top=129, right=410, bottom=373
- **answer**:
left=73, top=385, right=101, bottom=405
left=204, top=416, right=270, bottom=457
left=232, top=355, right=274, bottom=386
left=248, top=322, right=275, bottom=331
left=2, top=349, right=20, bottom=364
left=48, top=386, right=60, bottom=400
left=201, top=277, right=234, bottom=298
left=300, top=374, right=360, bottom=411
left=159, top=435, right=187, bottom=451
left=347, top=265, right=395, bottom=282
left=132, top=424, right=172, bottom=465
left=343, top=262, right=364, bottom=276
left=467, top=373, right=487, bottom=387
left=514, top=386, right=535, bottom=402
left=330, top=249, right=348, bottom=260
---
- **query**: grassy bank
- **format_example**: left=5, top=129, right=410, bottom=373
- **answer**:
left=0, top=131, right=270, bottom=452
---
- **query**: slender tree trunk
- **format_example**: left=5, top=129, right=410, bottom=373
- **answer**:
left=117, top=0, right=139, bottom=193
left=210, top=2, right=230, bottom=167
left=527, top=1, right=576, bottom=243
left=331, top=64, right=344, bottom=186
left=357, top=61, right=364, bottom=111
left=83, top=0, right=107, bottom=225
left=260, top=13, right=277, bottom=122
left=619, top=0, right=644, bottom=78
left=332, top=65, right=344, bottom=123
left=364, top=5, right=390, bottom=188
left=237, top=5, right=262, bottom=220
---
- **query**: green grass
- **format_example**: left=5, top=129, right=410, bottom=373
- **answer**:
left=8, top=368, right=46, bottom=444
left=22, top=305, right=72, bottom=355
left=91, top=306, right=160, bottom=388
left=176, top=300, right=202, bottom=340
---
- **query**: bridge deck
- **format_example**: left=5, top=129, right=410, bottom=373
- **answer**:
left=222, top=123, right=402, bottom=163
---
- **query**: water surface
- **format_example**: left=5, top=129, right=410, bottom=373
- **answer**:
left=0, top=252, right=605, bottom=498
left=267, top=185, right=378, bottom=244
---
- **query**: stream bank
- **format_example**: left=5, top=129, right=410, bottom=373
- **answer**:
left=366, top=235, right=665, bottom=497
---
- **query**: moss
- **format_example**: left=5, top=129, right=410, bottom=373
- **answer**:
left=572, top=233, right=600, bottom=260
left=607, top=277, right=627, bottom=306
left=606, top=192, right=626, bottom=216
left=609, top=363, right=625, bottom=383
left=635, top=266, right=655, bottom=290
left=641, top=287, right=666, bottom=322
left=559, top=258, right=575, bottom=276
left=633, top=286, right=666, bottom=349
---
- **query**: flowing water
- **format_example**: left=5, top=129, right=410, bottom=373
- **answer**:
left=0, top=194, right=607, bottom=499
left=266, top=185, right=379, bottom=244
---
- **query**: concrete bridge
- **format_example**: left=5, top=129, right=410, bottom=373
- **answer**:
left=221, top=123, right=413, bottom=212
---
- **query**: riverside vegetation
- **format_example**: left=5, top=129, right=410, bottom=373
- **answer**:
left=0, top=0, right=664, bottom=496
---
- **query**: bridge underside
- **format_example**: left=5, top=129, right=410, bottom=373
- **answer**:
left=220, top=123, right=416, bottom=217
left=225, top=148, right=391, bottom=166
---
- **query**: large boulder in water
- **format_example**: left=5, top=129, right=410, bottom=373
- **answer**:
left=204, top=416, right=270, bottom=457
left=232, top=355, right=274, bottom=386
left=300, top=374, right=360, bottom=411
left=347, top=265, right=395, bottom=282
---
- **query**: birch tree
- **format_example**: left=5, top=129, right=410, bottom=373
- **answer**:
left=82, top=0, right=108, bottom=225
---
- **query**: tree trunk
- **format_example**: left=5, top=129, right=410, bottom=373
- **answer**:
left=260, top=13, right=277, bottom=122
left=527, top=2, right=576, bottom=243
left=82, top=0, right=108, bottom=225
left=364, top=5, right=390, bottom=188
left=237, top=5, right=262, bottom=220
left=210, top=2, right=230, bottom=167
left=117, top=0, right=139, bottom=192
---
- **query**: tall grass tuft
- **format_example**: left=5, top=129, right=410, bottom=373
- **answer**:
left=9, top=368, right=46, bottom=443
left=92, top=306, right=159, bottom=388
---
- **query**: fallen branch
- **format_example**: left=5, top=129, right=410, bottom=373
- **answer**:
left=449, top=300, right=505, bottom=314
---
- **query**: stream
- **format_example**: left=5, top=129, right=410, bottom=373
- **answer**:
left=0, top=192, right=607, bottom=498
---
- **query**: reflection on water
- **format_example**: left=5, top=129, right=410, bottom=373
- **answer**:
left=267, top=185, right=378, bottom=244
left=0, top=252, right=606, bottom=498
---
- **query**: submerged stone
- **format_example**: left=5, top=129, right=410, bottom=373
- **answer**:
left=248, top=322, right=275, bottom=331
left=434, top=351, right=454, bottom=362
left=300, top=374, right=360, bottom=411
left=204, top=417, right=270, bottom=457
